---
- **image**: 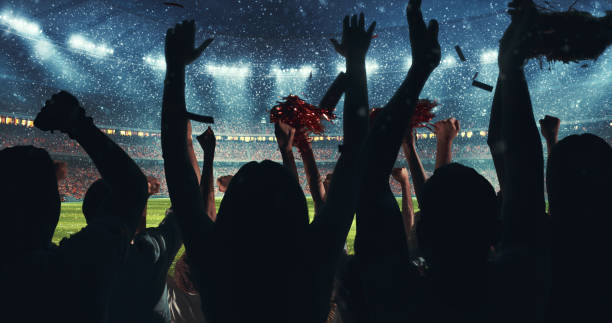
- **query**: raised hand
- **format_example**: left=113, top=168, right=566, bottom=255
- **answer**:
left=498, top=0, right=537, bottom=69
left=165, top=20, right=213, bottom=67
left=196, top=126, right=216, bottom=155
left=539, top=115, right=560, bottom=143
left=392, top=167, right=410, bottom=183
left=35, top=91, right=86, bottom=135
left=433, top=118, right=460, bottom=144
left=407, top=0, right=441, bottom=72
left=274, top=121, right=296, bottom=153
left=330, top=13, right=376, bottom=59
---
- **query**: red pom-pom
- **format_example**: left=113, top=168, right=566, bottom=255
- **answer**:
left=411, top=99, right=438, bottom=128
left=270, top=95, right=337, bottom=151
left=369, top=99, right=438, bottom=129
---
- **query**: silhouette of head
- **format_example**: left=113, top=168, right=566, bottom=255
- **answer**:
left=418, top=163, right=497, bottom=268
left=82, top=179, right=113, bottom=224
left=547, top=134, right=612, bottom=250
left=546, top=135, right=612, bottom=321
left=212, top=160, right=309, bottom=314
left=0, top=146, right=60, bottom=255
left=216, top=160, right=308, bottom=255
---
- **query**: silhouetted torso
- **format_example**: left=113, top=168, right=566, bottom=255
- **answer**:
left=108, top=209, right=182, bottom=323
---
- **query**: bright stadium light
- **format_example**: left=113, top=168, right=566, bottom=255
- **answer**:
left=441, top=55, right=457, bottom=68
left=481, top=50, right=498, bottom=64
left=0, top=11, right=42, bottom=37
left=337, top=60, right=379, bottom=73
left=143, top=55, right=166, bottom=71
left=405, top=56, right=413, bottom=70
left=34, top=38, right=54, bottom=60
left=68, top=34, right=114, bottom=57
left=271, top=65, right=314, bottom=78
left=206, top=64, right=250, bottom=77
left=366, top=61, right=379, bottom=73
left=299, top=65, right=313, bottom=77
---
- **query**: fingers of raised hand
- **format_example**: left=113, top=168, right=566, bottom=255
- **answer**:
left=343, top=15, right=350, bottom=32
left=330, top=38, right=345, bottom=56
left=367, top=21, right=376, bottom=36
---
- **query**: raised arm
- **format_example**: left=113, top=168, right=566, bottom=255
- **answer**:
left=402, top=131, right=427, bottom=207
left=539, top=115, right=560, bottom=156
left=497, top=2, right=546, bottom=250
left=186, top=121, right=202, bottom=183
left=488, top=78, right=506, bottom=191
left=301, top=72, right=349, bottom=215
left=300, top=142, right=326, bottom=216
left=433, top=118, right=459, bottom=169
left=197, top=127, right=217, bottom=221
left=392, top=167, right=415, bottom=243
left=274, top=121, right=299, bottom=181
left=311, top=12, right=376, bottom=263
left=161, top=20, right=214, bottom=265
left=34, top=91, right=148, bottom=234
left=493, top=3, right=550, bottom=321
left=361, top=0, right=440, bottom=185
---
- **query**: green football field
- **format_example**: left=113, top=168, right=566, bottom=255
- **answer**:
left=53, top=197, right=418, bottom=275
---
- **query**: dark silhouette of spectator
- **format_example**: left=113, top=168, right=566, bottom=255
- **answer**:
left=161, top=18, right=369, bottom=321
left=84, top=175, right=181, bottom=323
left=486, top=2, right=551, bottom=321
left=1, top=91, right=148, bottom=323
left=417, top=163, right=497, bottom=322
left=546, top=134, right=612, bottom=322
left=341, top=1, right=440, bottom=321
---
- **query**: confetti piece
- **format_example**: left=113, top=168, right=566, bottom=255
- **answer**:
left=186, top=112, right=214, bottom=124
left=473, top=72, right=479, bottom=80
left=371, top=34, right=378, bottom=39
left=472, top=80, right=493, bottom=92
left=164, top=2, right=185, bottom=8
left=455, top=45, right=466, bottom=61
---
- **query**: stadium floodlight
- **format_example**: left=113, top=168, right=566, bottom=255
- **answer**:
left=441, top=55, right=457, bottom=68
left=34, top=39, right=54, bottom=60
left=480, top=50, right=498, bottom=65
left=337, top=60, right=379, bottom=74
left=405, top=56, right=413, bottom=70
left=143, top=55, right=166, bottom=71
left=68, top=34, right=114, bottom=57
left=0, top=11, right=42, bottom=37
left=206, top=64, right=250, bottom=77
left=366, top=61, right=379, bottom=73
left=271, top=65, right=314, bottom=78
left=299, top=65, right=313, bottom=77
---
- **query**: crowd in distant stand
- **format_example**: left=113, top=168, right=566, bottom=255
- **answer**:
left=1, top=123, right=507, bottom=200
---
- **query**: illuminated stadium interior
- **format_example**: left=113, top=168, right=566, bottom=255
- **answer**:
left=0, top=0, right=611, bottom=199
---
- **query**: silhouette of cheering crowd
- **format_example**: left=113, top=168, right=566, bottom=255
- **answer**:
left=1, top=1, right=611, bottom=322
